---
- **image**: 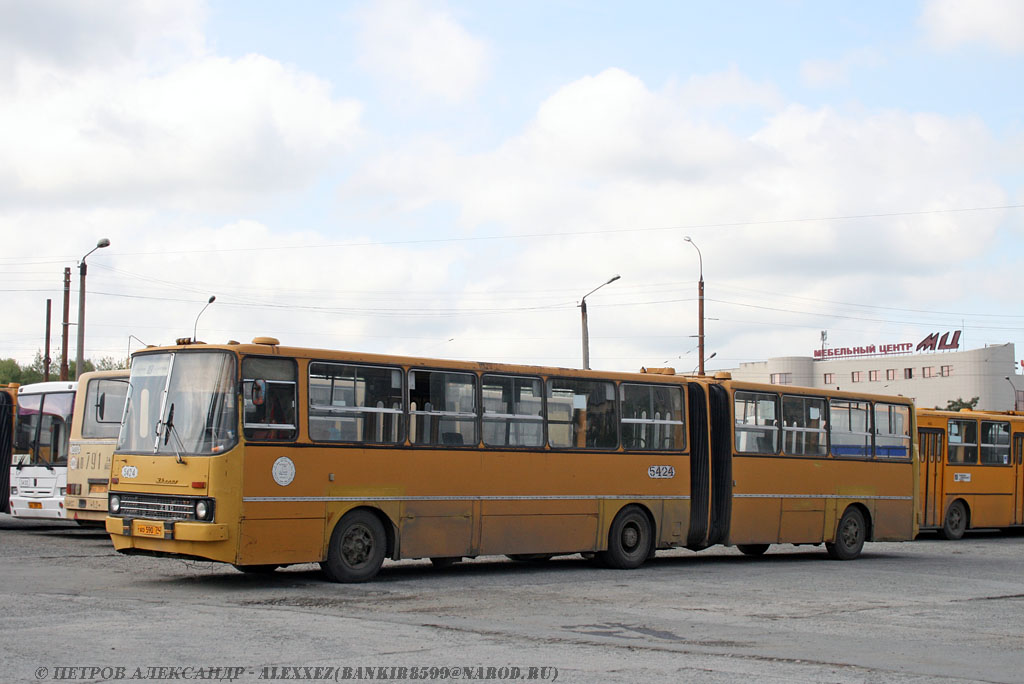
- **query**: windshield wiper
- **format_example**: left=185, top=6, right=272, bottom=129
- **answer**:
left=156, top=402, right=187, bottom=464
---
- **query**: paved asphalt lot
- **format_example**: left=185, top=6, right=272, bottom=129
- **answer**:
left=1, top=515, right=1022, bottom=683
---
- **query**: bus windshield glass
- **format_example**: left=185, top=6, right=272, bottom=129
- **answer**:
left=14, top=391, right=75, bottom=465
left=118, top=351, right=238, bottom=456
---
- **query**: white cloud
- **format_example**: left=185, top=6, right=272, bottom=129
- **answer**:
left=920, top=0, right=1024, bottom=53
left=800, top=48, right=886, bottom=88
left=0, top=4, right=362, bottom=211
left=354, top=0, right=489, bottom=103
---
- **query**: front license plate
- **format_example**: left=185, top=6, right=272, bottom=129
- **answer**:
left=136, top=522, right=164, bottom=538
left=28, top=502, right=42, bottom=509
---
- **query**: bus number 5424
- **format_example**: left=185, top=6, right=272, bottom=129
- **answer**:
left=648, top=465, right=675, bottom=479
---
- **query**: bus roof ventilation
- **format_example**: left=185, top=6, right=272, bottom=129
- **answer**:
left=640, top=367, right=676, bottom=375
left=252, top=336, right=280, bottom=345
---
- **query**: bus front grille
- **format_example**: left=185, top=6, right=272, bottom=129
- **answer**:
left=118, top=494, right=195, bottom=521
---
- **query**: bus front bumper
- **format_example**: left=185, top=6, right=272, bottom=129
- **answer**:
left=106, top=516, right=229, bottom=542
left=9, top=496, right=66, bottom=520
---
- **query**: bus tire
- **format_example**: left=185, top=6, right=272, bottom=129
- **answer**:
left=736, top=544, right=770, bottom=556
left=599, top=505, right=652, bottom=569
left=940, top=500, right=967, bottom=540
left=233, top=564, right=279, bottom=574
left=507, top=554, right=554, bottom=563
left=826, top=507, right=866, bottom=560
left=321, top=510, right=387, bottom=583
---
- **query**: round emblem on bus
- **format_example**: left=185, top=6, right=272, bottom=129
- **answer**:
left=272, top=457, right=296, bottom=487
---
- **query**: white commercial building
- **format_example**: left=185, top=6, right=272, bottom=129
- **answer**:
left=725, top=332, right=1021, bottom=412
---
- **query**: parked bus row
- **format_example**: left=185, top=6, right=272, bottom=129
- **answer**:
left=5, top=371, right=128, bottom=523
left=6, top=339, right=1024, bottom=583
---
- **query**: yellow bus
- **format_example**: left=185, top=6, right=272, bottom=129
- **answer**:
left=1, top=383, right=17, bottom=514
left=916, top=408, right=1024, bottom=539
left=66, top=370, right=130, bottom=525
left=106, top=339, right=918, bottom=581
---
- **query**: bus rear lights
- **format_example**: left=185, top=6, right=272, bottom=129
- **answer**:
left=194, top=499, right=213, bottom=521
left=111, top=477, right=119, bottom=484
left=191, top=481, right=206, bottom=489
left=67, top=483, right=81, bottom=495
left=108, top=494, right=121, bottom=514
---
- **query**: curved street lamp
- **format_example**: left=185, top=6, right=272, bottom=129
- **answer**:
left=684, top=236, right=705, bottom=375
left=75, top=238, right=110, bottom=379
left=579, top=275, right=620, bottom=370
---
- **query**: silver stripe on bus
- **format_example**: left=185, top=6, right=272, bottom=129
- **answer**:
left=244, top=494, right=693, bottom=503
left=734, top=494, right=913, bottom=500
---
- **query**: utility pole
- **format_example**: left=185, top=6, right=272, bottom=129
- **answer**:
left=44, top=299, right=52, bottom=382
left=61, top=267, right=70, bottom=381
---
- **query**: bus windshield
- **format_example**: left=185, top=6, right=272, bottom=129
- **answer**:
left=118, top=351, right=238, bottom=456
left=14, top=391, right=75, bottom=466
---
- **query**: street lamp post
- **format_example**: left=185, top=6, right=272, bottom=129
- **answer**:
left=1005, top=376, right=1020, bottom=411
left=75, top=238, right=110, bottom=379
left=684, top=236, right=705, bottom=375
left=579, top=275, right=620, bottom=370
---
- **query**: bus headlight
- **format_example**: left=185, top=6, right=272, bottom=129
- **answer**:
left=195, top=499, right=211, bottom=521
left=109, top=494, right=121, bottom=514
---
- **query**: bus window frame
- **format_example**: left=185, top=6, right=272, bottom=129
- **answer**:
left=242, top=355, right=299, bottom=443
left=733, top=390, right=780, bottom=456
left=408, top=366, right=480, bottom=448
left=779, top=393, right=829, bottom=458
left=829, top=397, right=873, bottom=460
left=480, top=372, right=546, bottom=450
left=947, top=418, right=978, bottom=465
left=307, top=359, right=406, bottom=446
left=545, top=375, right=619, bottom=451
left=619, top=381, right=687, bottom=453
left=872, top=401, right=913, bottom=461
left=979, top=419, right=1011, bottom=466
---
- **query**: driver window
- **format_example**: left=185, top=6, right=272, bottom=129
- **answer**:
left=243, top=357, right=298, bottom=441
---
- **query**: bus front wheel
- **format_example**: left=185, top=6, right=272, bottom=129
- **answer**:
left=826, top=507, right=866, bottom=560
left=322, top=510, right=387, bottom=583
left=600, top=506, right=652, bottom=569
left=940, top=501, right=967, bottom=540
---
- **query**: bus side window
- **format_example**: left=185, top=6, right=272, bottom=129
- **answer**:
left=242, top=357, right=298, bottom=441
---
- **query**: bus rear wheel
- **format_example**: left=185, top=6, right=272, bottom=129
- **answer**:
left=736, top=544, right=770, bottom=556
left=940, top=500, right=967, bottom=540
left=322, top=510, right=387, bottom=583
left=599, top=506, right=652, bottom=569
left=826, top=507, right=866, bottom=560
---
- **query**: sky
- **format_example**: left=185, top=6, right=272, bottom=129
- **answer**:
left=1, top=0, right=1023, bottom=375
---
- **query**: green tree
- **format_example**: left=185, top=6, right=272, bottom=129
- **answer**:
left=944, top=397, right=979, bottom=411
left=94, top=356, right=130, bottom=370
left=0, top=358, right=23, bottom=384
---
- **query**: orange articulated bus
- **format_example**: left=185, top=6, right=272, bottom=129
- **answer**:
left=66, top=370, right=130, bottom=525
left=106, top=338, right=918, bottom=582
left=916, top=408, right=1024, bottom=538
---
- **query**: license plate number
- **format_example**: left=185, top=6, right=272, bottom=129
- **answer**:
left=136, top=523, right=164, bottom=538
left=28, top=502, right=42, bottom=509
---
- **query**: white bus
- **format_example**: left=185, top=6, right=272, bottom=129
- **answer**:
left=9, top=381, right=76, bottom=519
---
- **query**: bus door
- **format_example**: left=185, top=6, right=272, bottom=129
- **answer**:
left=1014, top=433, right=1024, bottom=525
left=918, top=428, right=944, bottom=527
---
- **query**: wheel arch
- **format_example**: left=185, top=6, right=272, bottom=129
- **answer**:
left=604, top=501, right=658, bottom=550
left=323, top=505, right=398, bottom=562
